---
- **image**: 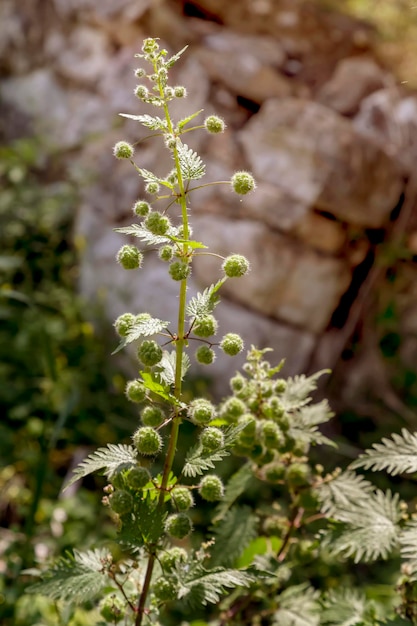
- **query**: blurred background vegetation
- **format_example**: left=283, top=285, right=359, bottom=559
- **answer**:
left=2, top=1, right=417, bottom=625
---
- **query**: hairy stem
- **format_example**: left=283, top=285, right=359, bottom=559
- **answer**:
left=135, top=69, right=190, bottom=625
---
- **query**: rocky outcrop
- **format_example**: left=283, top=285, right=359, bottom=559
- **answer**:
left=1, top=0, right=416, bottom=395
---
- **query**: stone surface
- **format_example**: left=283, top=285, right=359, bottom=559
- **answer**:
left=192, top=216, right=351, bottom=333
left=50, top=27, right=112, bottom=86
left=196, top=48, right=292, bottom=104
left=354, top=88, right=417, bottom=170
left=2, top=0, right=415, bottom=397
left=0, top=70, right=107, bottom=149
left=316, top=56, right=386, bottom=115
left=238, top=98, right=404, bottom=227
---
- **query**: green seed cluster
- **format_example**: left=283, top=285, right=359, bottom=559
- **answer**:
left=165, top=512, right=193, bottom=539
left=137, top=340, right=163, bottom=366
left=204, top=115, right=226, bottom=134
left=231, top=171, right=256, bottom=195
left=169, top=260, right=191, bottom=281
left=171, top=486, right=194, bottom=511
left=113, top=141, right=134, bottom=159
left=125, top=379, right=147, bottom=403
left=193, top=314, right=218, bottom=338
left=195, top=345, right=216, bottom=365
left=220, top=348, right=313, bottom=491
left=198, top=474, right=224, bottom=502
left=141, top=405, right=165, bottom=427
left=114, top=312, right=136, bottom=337
left=116, top=244, right=143, bottom=270
left=222, top=254, right=250, bottom=278
left=133, top=426, right=163, bottom=456
left=188, top=398, right=216, bottom=425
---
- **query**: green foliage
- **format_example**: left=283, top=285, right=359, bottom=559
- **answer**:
left=272, top=584, right=320, bottom=626
left=350, top=429, right=417, bottom=475
left=176, top=563, right=254, bottom=608
left=209, top=506, right=258, bottom=567
left=19, top=35, right=417, bottom=626
left=27, top=549, right=113, bottom=603
left=65, top=443, right=138, bottom=488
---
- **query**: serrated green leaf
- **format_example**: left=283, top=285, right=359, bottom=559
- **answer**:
left=209, top=506, right=258, bottom=567
left=316, top=471, right=375, bottom=517
left=186, top=280, right=225, bottom=318
left=118, top=494, right=164, bottom=548
left=167, top=235, right=207, bottom=249
left=182, top=424, right=247, bottom=477
left=350, top=428, right=417, bottom=476
left=177, top=109, right=204, bottom=131
left=321, top=588, right=384, bottom=626
left=114, top=224, right=171, bottom=246
left=64, top=444, right=137, bottom=489
left=140, top=371, right=180, bottom=406
left=273, top=584, right=320, bottom=626
left=27, top=549, right=112, bottom=603
left=157, top=350, right=190, bottom=385
left=177, top=564, right=253, bottom=608
left=119, top=113, right=167, bottom=131
left=214, top=462, right=253, bottom=521
left=280, top=370, right=330, bottom=411
left=166, top=45, right=188, bottom=68
left=323, top=490, right=402, bottom=563
left=177, top=143, right=205, bottom=181
left=125, top=317, right=170, bottom=344
left=400, top=519, right=417, bottom=580
left=289, top=399, right=336, bottom=447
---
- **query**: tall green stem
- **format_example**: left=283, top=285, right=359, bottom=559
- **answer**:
left=135, top=79, right=190, bottom=626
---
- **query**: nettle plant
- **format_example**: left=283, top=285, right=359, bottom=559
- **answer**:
left=28, top=38, right=417, bottom=626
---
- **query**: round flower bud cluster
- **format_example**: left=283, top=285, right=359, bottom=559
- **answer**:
left=133, top=426, right=163, bottom=456
left=114, top=312, right=135, bottom=337
left=218, top=348, right=315, bottom=492
left=141, top=405, right=165, bottom=427
left=220, top=333, right=244, bottom=356
left=222, top=254, right=250, bottom=278
left=144, top=212, right=170, bottom=236
left=116, top=244, right=143, bottom=270
left=193, top=314, right=218, bottom=338
left=171, top=486, right=194, bottom=511
left=204, top=115, right=226, bottom=134
left=174, top=85, right=187, bottom=98
left=159, top=547, right=187, bottom=572
left=99, top=595, right=125, bottom=623
left=113, top=141, right=134, bottom=160
left=198, top=474, right=224, bottom=502
left=145, top=181, right=160, bottom=195
left=126, top=466, right=151, bottom=490
left=169, top=260, right=191, bottom=281
left=188, top=398, right=216, bottom=425
left=159, top=245, right=174, bottom=262
left=196, top=345, right=216, bottom=365
left=137, top=340, right=163, bottom=367
left=135, top=85, right=149, bottom=100
left=165, top=512, right=192, bottom=539
left=153, top=578, right=178, bottom=602
left=200, top=426, right=224, bottom=452
left=231, top=171, right=256, bottom=195
left=125, top=379, right=147, bottom=403
left=133, top=200, right=151, bottom=217
left=109, top=490, right=133, bottom=516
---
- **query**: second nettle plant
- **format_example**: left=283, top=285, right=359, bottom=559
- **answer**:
left=28, top=38, right=417, bottom=626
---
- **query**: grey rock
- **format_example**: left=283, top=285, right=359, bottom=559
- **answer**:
left=317, top=56, right=386, bottom=116
left=239, top=98, right=404, bottom=227
left=192, top=216, right=351, bottom=333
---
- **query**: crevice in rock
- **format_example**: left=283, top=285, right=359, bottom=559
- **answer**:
left=182, top=1, right=223, bottom=24
left=330, top=247, right=375, bottom=329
